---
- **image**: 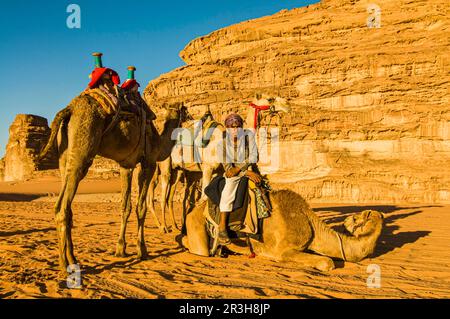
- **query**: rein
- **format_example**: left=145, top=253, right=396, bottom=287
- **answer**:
left=336, top=233, right=347, bottom=261
left=248, top=103, right=270, bottom=129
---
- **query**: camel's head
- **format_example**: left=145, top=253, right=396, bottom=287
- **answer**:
left=164, top=102, right=193, bottom=123
left=344, top=210, right=384, bottom=238
left=270, top=96, right=291, bottom=113
left=179, top=104, right=193, bottom=123
left=252, top=94, right=291, bottom=114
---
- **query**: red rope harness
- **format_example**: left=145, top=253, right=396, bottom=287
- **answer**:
left=249, top=103, right=270, bottom=129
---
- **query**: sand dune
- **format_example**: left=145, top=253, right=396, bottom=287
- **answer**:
left=0, top=178, right=449, bottom=299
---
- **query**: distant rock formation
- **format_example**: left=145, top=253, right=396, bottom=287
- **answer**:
left=3, top=114, right=58, bottom=181
left=143, top=0, right=450, bottom=203
left=89, top=156, right=120, bottom=179
left=1, top=115, right=120, bottom=182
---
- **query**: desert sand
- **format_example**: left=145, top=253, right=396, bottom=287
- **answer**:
left=0, top=176, right=449, bottom=299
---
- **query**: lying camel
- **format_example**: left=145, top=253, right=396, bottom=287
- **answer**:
left=180, top=189, right=384, bottom=271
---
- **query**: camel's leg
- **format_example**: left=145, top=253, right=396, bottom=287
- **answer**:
left=280, top=249, right=335, bottom=272
left=57, top=122, right=68, bottom=184
left=200, top=165, right=213, bottom=200
left=115, top=167, right=133, bottom=257
left=147, top=164, right=163, bottom=230
left=54, top=109, right=101, bottom=273
left=181, top=174, right=192, bottom=233
left=181, top=173, right=201, bottom=234
left=54, top=155, right=94, bottom=273
left=185, top=202, right=209, bottom=257
left=135, top=162, right=155, bottom=259
left=167, top=169, right=183, bottom=231
left=159, top=161, right=171, bottom=233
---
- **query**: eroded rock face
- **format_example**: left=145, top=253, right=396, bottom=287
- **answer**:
left=3, top=114, right=58, bottom=181
left=143, top=0, right=450, bottom=203
left=0, top=158, right=5, bottom=181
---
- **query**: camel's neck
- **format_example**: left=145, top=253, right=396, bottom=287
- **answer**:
left=341, top=229, right=382, bottom=262
left=245, top=108, right=257, bottom=130
left=245, top=101, right=274, bottom=131
left=155, top=117, right=181, bottom=151
left=161, top=118, right=180, bottom=137
left=308, top=214, right=382, bottom=262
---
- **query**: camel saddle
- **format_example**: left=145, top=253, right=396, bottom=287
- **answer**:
left=81, top=88, right=153, bottom=142
left=203, top=176, right=272, bottom=256
left=81, top=88, right=121, bottom=115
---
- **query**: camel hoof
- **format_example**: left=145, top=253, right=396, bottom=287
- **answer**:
left=58, top=269, right=69, bottom=279
left=136, top=241, right=148, bottom=260
left=115, top=250, right=127, bottom=258
left=137, top=251, right=148, bottom=260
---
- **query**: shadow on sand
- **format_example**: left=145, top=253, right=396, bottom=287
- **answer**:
left=82, top=247, right=185, bottom=276
left=0, top=227, right=55, bottom=237
left=0, top=193, right=43, bottom=202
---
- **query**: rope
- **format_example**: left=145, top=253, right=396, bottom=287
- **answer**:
left=336, top=232, right=347, bottom=261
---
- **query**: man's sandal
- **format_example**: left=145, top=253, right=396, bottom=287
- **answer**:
left=218, top=231, right=231, bottom=245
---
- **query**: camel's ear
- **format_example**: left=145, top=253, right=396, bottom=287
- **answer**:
left=361, top=210, right=371, bottom=220
left=255, top=92, right=262, bottom=100
left=373, top=211, right=385, bottom=220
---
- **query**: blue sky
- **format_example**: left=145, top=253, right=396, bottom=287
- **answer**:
left=0, top=0, right=316, bottom=157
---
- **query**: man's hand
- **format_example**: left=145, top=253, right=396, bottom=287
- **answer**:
left=225, top=167, right=241, bottom=178
left=245, top=171, right=262, bottom=184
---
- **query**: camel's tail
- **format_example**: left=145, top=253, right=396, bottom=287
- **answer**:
left=38, top=106, right=72, bottom=161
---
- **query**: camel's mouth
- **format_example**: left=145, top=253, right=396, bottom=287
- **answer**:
left=273, top=97, right=291, bottom=113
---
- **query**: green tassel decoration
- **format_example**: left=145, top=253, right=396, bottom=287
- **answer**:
left=127, top=66, right=136, bottom=79
left=92, top=52, right=103, bottom=68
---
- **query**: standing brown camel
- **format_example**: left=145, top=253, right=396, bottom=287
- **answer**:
left=151, top=95, right=291, bottom=233
left=143, top=104, right=193, bottom=233
left=39, top=79, right=157, bottom=273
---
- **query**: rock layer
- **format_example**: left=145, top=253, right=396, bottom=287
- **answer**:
left=143, top=0, right=450, bottom=203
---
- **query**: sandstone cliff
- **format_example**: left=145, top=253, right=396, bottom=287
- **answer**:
left=0, top=158, right=4, bottom=181
left=3, top=115, right=58, bottom=181
left=143, top=0, right=450, bottom=203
